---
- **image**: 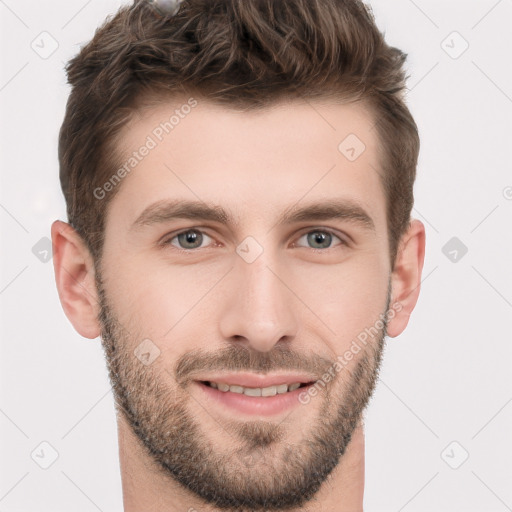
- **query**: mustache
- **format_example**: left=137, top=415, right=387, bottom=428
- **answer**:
left=174, top=344, right=335, bottom=384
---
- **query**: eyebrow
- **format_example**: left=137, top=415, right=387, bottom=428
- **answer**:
left=129, top=198, right=375, bottom=232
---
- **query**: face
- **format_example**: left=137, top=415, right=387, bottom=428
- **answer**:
left=95, top=97, right=393, bottom=510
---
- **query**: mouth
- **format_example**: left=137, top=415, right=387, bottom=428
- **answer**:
left=194, top=377, right=317, bottom=416
left=200, top=380, right=312, bottom=396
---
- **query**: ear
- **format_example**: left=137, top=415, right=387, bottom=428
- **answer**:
left=51, top=220, right=101, bottom=339
left=387, top=219, right=426, bottom=338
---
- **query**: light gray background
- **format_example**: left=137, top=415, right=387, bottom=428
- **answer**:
left=1, top=1, right=511, bottom=511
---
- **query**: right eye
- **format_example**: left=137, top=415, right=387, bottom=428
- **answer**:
left=162, top=229, right=216, bottom=250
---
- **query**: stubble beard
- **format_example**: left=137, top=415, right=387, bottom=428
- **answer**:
left=95, top=267, right=388, bottom=511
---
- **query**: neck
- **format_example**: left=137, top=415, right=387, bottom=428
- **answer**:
left=118, top=415, right=365, bottom=512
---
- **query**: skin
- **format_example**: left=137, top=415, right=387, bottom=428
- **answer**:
left=51, top=97, right=425, bottom=512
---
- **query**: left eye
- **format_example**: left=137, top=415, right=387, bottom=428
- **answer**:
left=294, top=230, right=344, bottom=250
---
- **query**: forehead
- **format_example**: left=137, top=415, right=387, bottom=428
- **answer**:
left=105, top=97, right=386, bottom=234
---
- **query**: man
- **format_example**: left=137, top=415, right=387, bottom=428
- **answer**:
left=51, top=0, right=425, bottom=510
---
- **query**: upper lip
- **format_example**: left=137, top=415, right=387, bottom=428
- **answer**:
left=195, top=372, right=317, bottom=388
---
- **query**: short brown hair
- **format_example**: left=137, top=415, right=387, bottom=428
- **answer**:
left=59, top=0, right=419, bottom=267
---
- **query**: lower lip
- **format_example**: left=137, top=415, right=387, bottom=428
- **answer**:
left=195, top=381, right=313, bottom=417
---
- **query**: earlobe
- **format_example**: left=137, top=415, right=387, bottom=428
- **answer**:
left=51, top=220, right=101, bottom=339
left=387, top=219, right=426, bottom=338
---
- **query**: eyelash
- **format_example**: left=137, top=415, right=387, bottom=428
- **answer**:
left=161, top=227, right=349, bottom=252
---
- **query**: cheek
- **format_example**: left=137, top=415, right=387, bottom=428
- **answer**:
left=104, top=256, right=228, bottom=348
left=289, top=250, right=390, bottom=351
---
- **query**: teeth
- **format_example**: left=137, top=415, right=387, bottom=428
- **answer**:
left=276, top=384, right=289, bottom=394
left=244, top=387, right=262, bottom=397
left=261, top=386, right=277, bottom=397
left=207, top=381, right=304, bottom=396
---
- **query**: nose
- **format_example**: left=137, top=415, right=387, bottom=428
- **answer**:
left=218, top=250, right=299, bottom=352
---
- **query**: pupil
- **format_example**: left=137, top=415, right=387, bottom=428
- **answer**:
left=179, top=230, right=202, bottom=248
left=309, top=231, right=331, bottom=249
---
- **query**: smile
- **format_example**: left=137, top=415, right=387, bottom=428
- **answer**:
left=203, top=381, right=308, bottom=397
left=195, top=379, right=316, bottom=416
